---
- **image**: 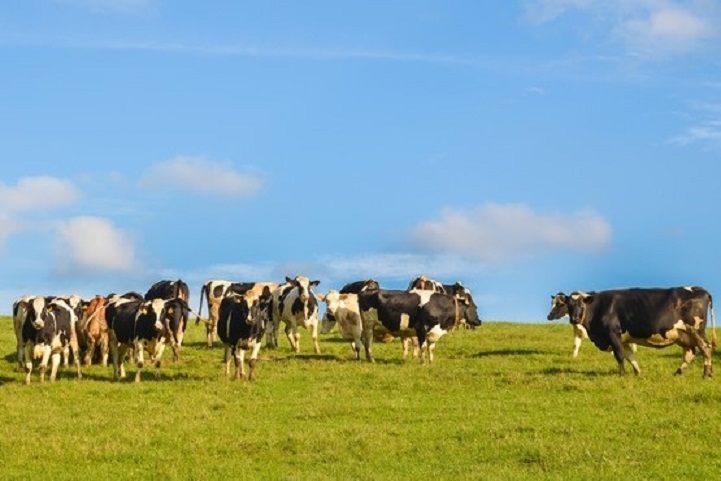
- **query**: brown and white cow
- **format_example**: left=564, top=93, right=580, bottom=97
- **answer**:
left=318, top=290, right=364, bottom=361
left=268, top=276, right=321, bottom=354
left=77, top=295, right=110, bottom=366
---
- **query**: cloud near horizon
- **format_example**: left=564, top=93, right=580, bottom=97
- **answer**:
left=53, top=216, right=136, bottom=275
left=139, top=156, right=264, bottom=198
left=409, top=203, right=611, bottom=263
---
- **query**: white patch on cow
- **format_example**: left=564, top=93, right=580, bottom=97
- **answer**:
left=621, top=321, right=686, bottom=348
left=573, top=324, right=588, bottom=339
left=426, top=324, right=447, bottom=343
left=410, top=289, right=434, bottom=306
left=684, top=286, right=694, bottom=292
left=399, top=313, right=410, bottom=330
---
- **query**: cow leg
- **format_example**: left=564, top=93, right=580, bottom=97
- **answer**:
left=622, top=344, right=641, bottom=375
left=248, top=341, right=262, bottom=381
left=689, top=328, right=713, bottom=378
left=152, top=342, right=166, bottom=379
left=15, top=321, right=24, bottom=371
left=84, top=337, right=95, bottom=366
left=224, top=346, right=232, bottom=376
left=24, top=343, right=34, bottom=385
left=572, top=335, right=582, bottom=358
left=236, top=348, right=245, bottom=380
left=39, top=345, right=52, bottom=383
left=610, top=345, right=626, bottom=376
left=49, top=352, right=62, bottom=382
left=284, top=324, right=299, bottom=352
left=133, top=340, right=145, bottom=383
left=311, top=322, right=321, bottom=355
left=402, top=337, right=411, bottom=360
left=100, top=336, right=109, bottom=367
left=427, top=341, right=438, bottom=364
left=361, top=323, right=375, bottom=363
left=351, top=340, right=361, bottom=361
left=676, top=347, right=696, bottom=375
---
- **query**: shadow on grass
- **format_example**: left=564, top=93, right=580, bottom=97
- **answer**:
left=472, top=348, right=546, bottom=358
left=536, top=366, right=618, bottom=378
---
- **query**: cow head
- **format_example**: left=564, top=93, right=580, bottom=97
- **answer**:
left=565, top=292, right=594, bottom=326
left=319, top=290, right=341, bottom=334
left=20, top=296, right=50, bottom=330
left=136, top=298, right=167, bottom=335
left=285, top=276, right=320, bottom=303
left=408, top=275, right=443, bottom=293
left=460, top=296, right=482, bottom=328
left=547, top=292, right=568, bottom=321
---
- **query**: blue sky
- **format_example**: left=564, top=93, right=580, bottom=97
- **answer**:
left=2, top=0, right=721, bottom=321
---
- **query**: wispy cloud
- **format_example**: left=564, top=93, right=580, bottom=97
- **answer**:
left=670, top=102, right=721, bottom=147
left=408, top=203, right=611, bottom=263
left=139, top=156, right=263, bottom=198
left=53, top=216, right=136, bottom=275
left=524, top=0, right=719, bottom=57
left=0, top=176, right=81, bottom=213
left=53, top=0, right=155, bottom=14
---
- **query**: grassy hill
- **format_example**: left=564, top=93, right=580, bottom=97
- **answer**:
left=1, top=317, right=720, bottom=480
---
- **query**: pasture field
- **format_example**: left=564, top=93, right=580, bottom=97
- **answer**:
left=1, top=317, right=720, bottom=480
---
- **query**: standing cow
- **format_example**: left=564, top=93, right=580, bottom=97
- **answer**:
left=563, top=286, right=716, bottom=377
left=105, top=298, right=169, bottom=382
left=77, top=295, right=110, bottom=366
left=217, top=287, right=273, bottom=380
left=318, top=290, right=364, bottom=361
left=19, top=296, right=82, bottom=384
left=162, top=298, right=190, bottom=362
left=268, top=276, right=321, bottom=354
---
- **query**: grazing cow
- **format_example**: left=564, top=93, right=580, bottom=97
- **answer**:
left=162, top=298, right=190, bottom=362
left=197, top=280, right=278, bottom=347
left=318, top=290, right=365, bottom=360
left=145, top=279, right=190, bottom=302
left=358, top=289, right=481, bottom=363
left=268, top=276, right=321, bottom=354
left=563, top=286, right=716, bottom=377
left=105, top=298, right=169, bottom=382
left=19, top=296, right=82, bottom=384
left=339, top=279, right=380, bottom=294
left=77, top=295, right=110, bottom=366
left=217, top=288, right=273, bottom=380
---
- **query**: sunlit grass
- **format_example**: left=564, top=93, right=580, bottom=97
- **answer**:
left=1, top=317, right=720, bottom=480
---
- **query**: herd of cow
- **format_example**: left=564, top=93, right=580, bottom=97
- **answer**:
left=8, top=275, right=718, bottom=384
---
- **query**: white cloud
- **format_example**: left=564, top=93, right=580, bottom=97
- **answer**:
left=408, top=203, right=611, bottom=263
left=139, top=156, right=263, bottom=198
left=0, top=176, right=81, bottom=213
left=671, top=103, right=721, bottom=147
left=524, top=0, right=719, bottom=56
left=53, top=216, right=136, bottom=274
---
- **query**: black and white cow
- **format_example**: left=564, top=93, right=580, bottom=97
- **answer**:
left=563, top=286, right=716, bottom=377
left=12, top=294, right=37, bottom=370
left=162, top=298, right=190, bottom=362
left=339, top=279, right=380, bottom=294
left=145, top=279, right=190, bottom=302
left=358, top=289, right=481, bottom=364
left=217, top=288, right=273, bottom=380
left=547, top=292, right=589, bottom=358
left=407, top=275, right=445, bottom=293
left=105, top=298, right=169, bottom=382
left=19, top=296, right=82, bottom=384
left=268, top=276, right=321, bottom=354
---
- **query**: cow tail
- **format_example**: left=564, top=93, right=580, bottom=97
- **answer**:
left=196, top=284, right=206, bottom=325
left=710, top=295, right=717, bottom=349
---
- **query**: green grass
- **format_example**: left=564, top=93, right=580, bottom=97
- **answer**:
left=2, top=317, right=720, bottom=480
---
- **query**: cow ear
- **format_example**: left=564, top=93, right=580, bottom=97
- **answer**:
left=584, top=295, right=595, bottom=304
left=311, top=280, right=320, bottom=287
left=316, top=293, right=326, bottom=302
left=285, top=276, right=293, bottom=283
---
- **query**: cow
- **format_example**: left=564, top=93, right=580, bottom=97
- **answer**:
left=144, top=279, right=190, bottom=302
left=105, top=298, right=169, bottom=382
left=217, top=288, right=273, bottom=380
left=407, top=275, right=445, bottom=293
left=268, top=276, right=321, bottom=354
left=197, top=280, right=278, bottom=347
left=358, top=289, right=481, bottom=364
left=162, top=298, right=190, bottom=362
left=19, top=296, right=82, bottom=384
left=12, top=294, right=37, bottom=369
left=563, top=286, right=716, bottom=377
left=339, top=279, right=380, bottom=294
left=77, top=295, right=110, bottom=366
left=318, top=290, right=365, bottom=361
